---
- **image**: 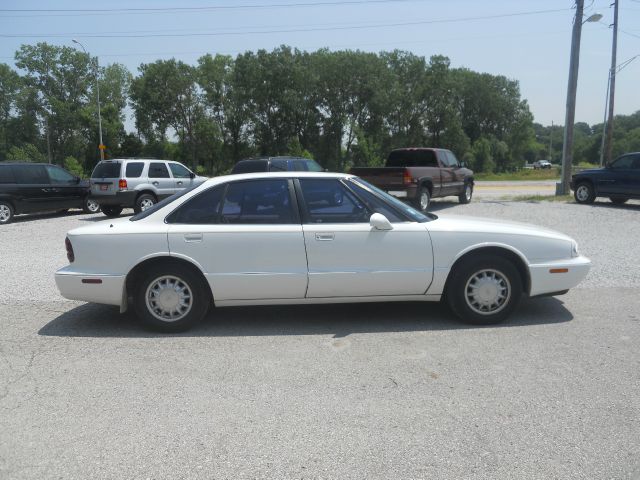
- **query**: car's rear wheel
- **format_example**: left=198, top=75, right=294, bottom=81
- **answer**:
left=458, top=182, right=473, bottom=204
left=446, top=255, right=522, bottom=325
left=414, top=186, right=431, bottom=212
left=134, top=194, right=156, bottom=214
left=574, top=182, right=595, bottom=204
left=609, top=197, right=628, bottom=205
left=83, top=197, right=101, bottom=214
left=134, top=264, right=211, bottom=332
left=102, top=206, right=123, bottom=218
left=0, top=201, right=14, bottom=225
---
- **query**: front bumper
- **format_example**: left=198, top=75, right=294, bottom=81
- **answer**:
left=55, top=266, right=125, bottom=307
left=528, top=255, right=591, bottom=297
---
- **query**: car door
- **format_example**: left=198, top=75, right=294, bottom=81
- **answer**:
left=148, top=162, right=175, bottom=199
left=167, top=178, right=308, bottom=301
left=10, top=164, right=55, bottom=213
left=298, top=178, right=433, bottom=298
left=597, top=155, right=634, bottom=195
left=168, top=162, right=196, bottom=191
left=45, top=165, right=84, bottom=209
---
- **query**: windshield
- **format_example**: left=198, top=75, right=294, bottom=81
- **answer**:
left=130, top=184, right=199, bottom=221
left=350, top=177, right=434, bottom=222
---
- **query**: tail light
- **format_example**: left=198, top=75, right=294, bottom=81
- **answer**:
left=65, top=237, right=75, bottom=263
left=118, top=179, right=128, bottom=190
left=403, top=169, right=413, bottom=185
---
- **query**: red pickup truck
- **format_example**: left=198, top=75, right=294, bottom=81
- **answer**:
left=350, top=148, right=474, bottom=211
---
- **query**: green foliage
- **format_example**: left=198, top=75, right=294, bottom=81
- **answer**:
left=63, top=156, right=84, bottom=177
left=6, top=143, right=45, bottom=162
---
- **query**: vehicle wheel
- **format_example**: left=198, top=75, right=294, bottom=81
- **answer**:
left=458, top=182, right=473, bottom=204
left=134, top=264, right=211, bottom=332
left=609, top=197, right=628, bottom=205
left=446, top=254, right=522, bottom=325
left=102, top=206, right=123, bottom=218
left=0, top=201, right=14, bottom=225
left=574, top=182, right=595, bottom=204
left=414, top=186, right=431, bottom=212
left=134, top=194, right=156, bottom=214
left=83, top=197, right=101, bottom=214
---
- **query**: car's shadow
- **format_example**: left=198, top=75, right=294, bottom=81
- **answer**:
left=426, top=200, right=463, bottom=212
left=9, top=209, right=87, bottom=224
left=39, top=296, right=573, bottom=339
left=592, top=199, right=640, bottom=211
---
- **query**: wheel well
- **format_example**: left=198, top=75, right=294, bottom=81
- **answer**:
left=0, top=198, right=16, bottom=212
left=125, top=256, right=209, bottom=302
left=136, top=190, right=157, bottom=202
left=419, top=180, right=433, bottom=195
left=574, top=178, right=594, bottom=189
left=445, top=247, right=530, bottom=295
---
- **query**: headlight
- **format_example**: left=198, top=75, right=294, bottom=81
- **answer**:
left=571, top=241, right=579, bottom=258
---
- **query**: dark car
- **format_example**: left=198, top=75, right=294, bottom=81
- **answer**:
left=0, top=162, right=99, bottom=225
left=231, top=156, right=324, bottom=174
left=571, top=152, right=640, bottom=205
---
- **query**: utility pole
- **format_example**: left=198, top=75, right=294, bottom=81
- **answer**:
left=559, top=0, right=584, bottom=195
left=604, top=0, right=619, bottom=165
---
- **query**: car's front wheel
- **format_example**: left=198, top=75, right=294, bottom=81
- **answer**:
left=0, top=201, right=14, bottom=225
left=83, top=197, right=101, bottom=214
left=446, top=255, right=522, bottom=325
left=134, top=194, right=156, bottom=214
left=134, top=264, right=211, bottom=332
left=458, top=182, right=473, bottom=204
left=574, top=182, right=595, bottom=204
left=101, top=206, right=123, bottom=218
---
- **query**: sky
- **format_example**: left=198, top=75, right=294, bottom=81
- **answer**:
left=1, top=0, right=639, bottom=128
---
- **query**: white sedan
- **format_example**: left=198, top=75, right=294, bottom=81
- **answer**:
left=55, top=172, right=591, bottom=332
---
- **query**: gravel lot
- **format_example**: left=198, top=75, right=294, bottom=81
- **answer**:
left=1, top=198, right=639, bottom=479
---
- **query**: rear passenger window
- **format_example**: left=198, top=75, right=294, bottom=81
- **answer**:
left=12, top=165, right=49, bottom=184
left=166, top=186, right=224, bottom=224
left=0, top=165, right=16, bottom=183
left=125, top=162, right=144, bottom=178
left=149, top=162, right=170, bottom=178
left=220, top=179, right=294, bottom=224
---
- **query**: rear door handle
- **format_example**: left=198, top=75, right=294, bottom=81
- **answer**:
left=315, top=233, right=335, bottom=241
left=184, top=233, right=203, bottom=242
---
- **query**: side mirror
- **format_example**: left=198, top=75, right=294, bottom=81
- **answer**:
left=370, top=213, right=393, bottom=231
left=189, top=172, right=196, bottom=179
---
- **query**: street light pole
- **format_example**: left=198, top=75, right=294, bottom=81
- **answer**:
left=558, top=5, right=602, bottom=195
left=72, top=39, right=105, bottom=161
left=604, top=0, right=619, bottom=166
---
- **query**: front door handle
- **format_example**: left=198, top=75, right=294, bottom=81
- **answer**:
left=315, top=233, right=335, bottom=241
left=184, top=233, right=203, bottom=242
left=176, top=181, right=183, bottom=186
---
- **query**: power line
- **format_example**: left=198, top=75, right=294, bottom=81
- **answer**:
left=0, top=8, right=571, bottom=39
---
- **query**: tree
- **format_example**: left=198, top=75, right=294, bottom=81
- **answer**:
left=0, top=64, right=22, bottom=158
left=7, top=143, right=46, bottom=162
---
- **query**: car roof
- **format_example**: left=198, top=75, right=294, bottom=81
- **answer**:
left=96, top=158, right=180, bottom=163
left=204, top=171, right=349, bottom=185
left=0, top=162, right=55, bottom=166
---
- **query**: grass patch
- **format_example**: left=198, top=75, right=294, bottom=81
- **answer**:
left=501, top=194, right=573, bottom=202
left=475, top=169, right=560, bottom=181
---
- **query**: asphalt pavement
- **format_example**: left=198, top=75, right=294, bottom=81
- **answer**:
left=1, top=197, right=639, bottom=479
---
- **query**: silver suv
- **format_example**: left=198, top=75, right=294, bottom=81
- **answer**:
left=90, top=159, right=207, bottom=217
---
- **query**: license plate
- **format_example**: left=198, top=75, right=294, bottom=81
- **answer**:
left=100, top=185, right=108, bottom=191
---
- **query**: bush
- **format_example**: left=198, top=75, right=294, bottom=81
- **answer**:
left=63, top=156, right=85, bottom=177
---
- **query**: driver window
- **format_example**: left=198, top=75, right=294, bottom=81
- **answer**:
left=46, top=165, right=75, bottom=184
left=299, top=179, right=368, bottom=224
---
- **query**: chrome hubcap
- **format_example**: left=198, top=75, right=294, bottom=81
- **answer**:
left=576, top=186, right=589, bottom=201
left=86, top=199, right=100, bottom=213
left=420, top=192, right=429, bottom=210
left=140, top=198, right=155, bottom=211
left=0, top=205, right=10, bottom=222
left=465, top=269, right=511, bottom=315
left=145, top=275, right=193, bottom=322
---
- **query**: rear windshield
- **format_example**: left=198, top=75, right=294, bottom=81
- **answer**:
left=387, top=150, right=438, bottom=168
left=91, top=161, right=121, bottom=178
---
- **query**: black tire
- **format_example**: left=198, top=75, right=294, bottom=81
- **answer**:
left=82, top=197, right=101, bottom=214
left=446, top=254, right=522, bottom=325
left=134, top=263, right=211, bottom=333
left=609, top=197, right=628, bottom=205
left=134, top=193, right=156, bottom=214
left=0, top=201, right=14, bottom=225
left=458, top=182, right=473, bottom=204
left=101, top=206, right=123, bottom=218
left=574, top=182, right=595, bottom=204
left=414, top=186, right=431, bottom=212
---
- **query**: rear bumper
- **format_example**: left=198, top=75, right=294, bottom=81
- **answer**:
left=528, top=256, right=591, bottom=297
left=89, top=190, right=137, bottom=207
left=55, top=266, right=125, bottom=307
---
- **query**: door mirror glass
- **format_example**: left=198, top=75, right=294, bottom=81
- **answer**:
left=370, top=213, right=393, bottom=231
left=189, top=172, right=196, bottom=179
